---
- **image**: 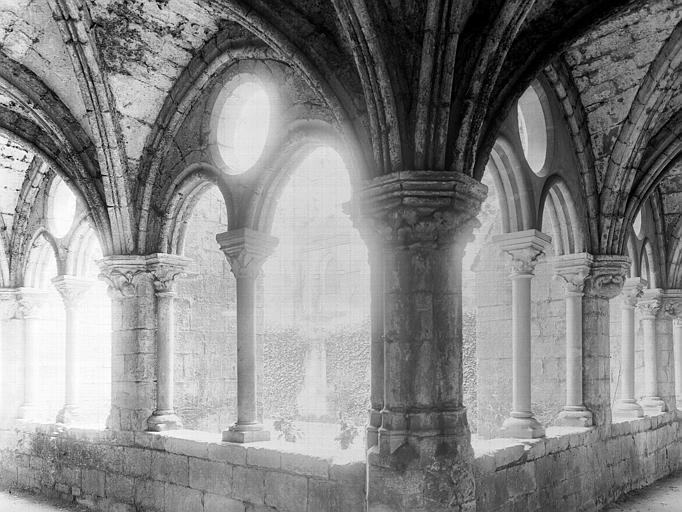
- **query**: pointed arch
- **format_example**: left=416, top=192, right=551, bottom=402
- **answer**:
left=538, top=176, right=585, bottom=256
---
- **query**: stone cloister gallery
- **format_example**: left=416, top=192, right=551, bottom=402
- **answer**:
left=3, top=1, right=682, bottom=512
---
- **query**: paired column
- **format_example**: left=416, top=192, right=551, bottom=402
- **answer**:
left=361, top=171, right=487, bottom=512
left=637, top=290, right=666, bottom=413
left=16, top=288, right=45, bottom=421
left=52, top=276, right=93, bottom=424
left=146, top=254, right=191, bottom=431
left=494, top=229, right=551, bottom=439
left=217, top=228, right=277, bottom=443
left=613, top=278, right=646, bottom=419
left=554, top=253, right=593, bottom=427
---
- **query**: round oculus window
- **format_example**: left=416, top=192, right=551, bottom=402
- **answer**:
left=215, top=81, right=271, bottom=174
left=48, top=177, right=77, bottom=238
left=517, top=86, right=548, bottom=175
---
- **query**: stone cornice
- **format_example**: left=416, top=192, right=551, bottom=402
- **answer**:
left=553, top=252, right=593, bottom=294
left=216, top=228, right=278, bottom=279
left=583, top=255, right=630, bottom=300
left=493, top=230, right=552, bottom=276
left=359, top=171, right=488, bottom=247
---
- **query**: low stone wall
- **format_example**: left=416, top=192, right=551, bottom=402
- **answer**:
left=0, top=424, right=365, bottom=512
left=0, top=415, right=680, bottom=512
left=473, top=413, right=682, bottom=512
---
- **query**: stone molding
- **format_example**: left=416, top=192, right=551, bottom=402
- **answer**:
left=216, top=228, right=278, bottom=279
left=359, top=171, right=488, bottom=247
left=554, top=252, right=593, bottom=294
left=51, top=275, right=94, bottom=308
left=583, top=255, right=630, bottom=299
left=621, top=277, right=647, bottom=308
left=493, top=229, right=552, bottom=276
left=146, top=253, right=192, bottom=296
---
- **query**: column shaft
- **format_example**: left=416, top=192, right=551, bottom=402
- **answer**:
left=613, top=278, right=644, bottom=418
left=638, top=295, right=665, bottom=413
left=236, top=275, right=258, bottom=426
left=18, top=314, right=39, bottom=419
left=511, top=274, right=533, bottom=415
left=674, top=319, right=682, bottom=408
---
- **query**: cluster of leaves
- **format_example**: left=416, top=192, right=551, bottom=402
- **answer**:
left=273, top=414, right=304, bottom=443
left=335, top=414, right=359, bottom=450
left=263, top=320, right=371, bottom=425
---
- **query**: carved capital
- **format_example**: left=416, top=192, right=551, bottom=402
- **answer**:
left=493, top=230, right=551, bottom=276
left=97, top=256, right=148, bottom=299
left=0, top=288, right=18, bottom=320
left=359, top=171, right=487, bottom=248
left=216, top=228, right=278, bottom=279
left=145, top=254, right=192, bottom=296
left=621, top=277, right=647, bottom=307
left=16, top=288, right=47, bottom=319
left=637, top=289, right=663, bottom=319
left=583, top=255, right=630, bottom=299
left=51, top=275, right=93, bottom=308
left=661, top=290, right=682, bottom=320
left=553, top=252, right=593, bottom=294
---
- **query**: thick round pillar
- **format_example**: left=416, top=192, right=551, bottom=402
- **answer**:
left=218, top=228, right=277, bottom=443
left=494, top=230, right=551, bottom=439
left=361, top=171, right=486, bottom=512
left=638, top=294, right=665, bottom=413
left=554, top=254, right=594, bottom=427
left=613, top=278, right=645, bottom=418
left=146, top=254, right=191, bottom=431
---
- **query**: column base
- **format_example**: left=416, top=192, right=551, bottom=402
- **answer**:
left=17, top=404, right=39, bottom=421
left=501, top=414, right=545, bottom=439
left=222, top=423, right=270, bottom=443
left=640, top=397, right=666, bottom=414
left=613, top=399, right=644, bottom=419
left=56, top=405, right=80, bottom=425
left=147, top=411, right=183, bottom=431
left=555, top=406, right=593, bottom=427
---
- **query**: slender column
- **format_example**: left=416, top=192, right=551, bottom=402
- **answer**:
left=146, top=254, right=191, bottom=431
left=0, top=290, right=16, bottom=424
left=16, top=289, right=45, bottom=420
left=361, top=171, right=487, bottom=512
left=52, top=276, right=93, bottom=424
left=218, top=228, right=278, bottom=443
left=98, top=256, right=156, bottom=431
left=554, top=253, right=593, bottom=426
left=637, top=291, right=665, bottom=413
left=613, top=278, right=646, bottom=418
left=493, top=230, right=551, bottom=438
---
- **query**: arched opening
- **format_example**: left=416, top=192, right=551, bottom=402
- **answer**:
left=174, top=184, right=237, bottom=432
left=517, top=83, right=550, bottom=175
left=262, top=145, right=370, bottom=453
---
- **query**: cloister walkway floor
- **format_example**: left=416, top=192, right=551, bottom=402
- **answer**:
left=0, top=490, right=88, bottom=511
left=605, top=470, right=682, bottom=511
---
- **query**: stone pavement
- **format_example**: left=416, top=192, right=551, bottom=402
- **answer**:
left=0, top=490, right=88, bottom=511
left=605, top=471, right=682, bottom=511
